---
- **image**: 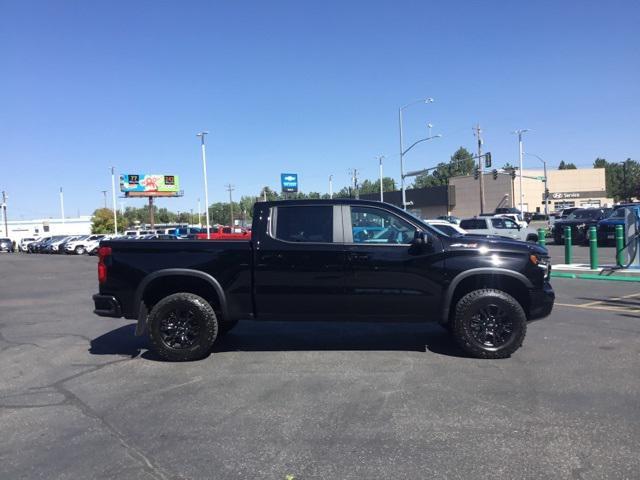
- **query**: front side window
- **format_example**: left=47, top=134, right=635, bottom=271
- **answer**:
left=274, top=206, right=333, bottom=243
left=351, top=206, right=416, bottom=244
left=491, top=218, right=506, bottom=229
left=503, top=219, right=519, bottom=229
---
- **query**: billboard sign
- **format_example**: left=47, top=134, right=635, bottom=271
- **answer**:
left=120, top=174, right=180, bottom=197
left=281, top=173, right=298, bottom=193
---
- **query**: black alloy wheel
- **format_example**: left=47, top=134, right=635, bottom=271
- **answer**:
left=159, top=307, right=201, bottom=349
left=467, top=304, right=513, bottom=349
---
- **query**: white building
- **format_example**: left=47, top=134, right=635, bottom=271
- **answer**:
left=1, top=216, right=92, bottom=243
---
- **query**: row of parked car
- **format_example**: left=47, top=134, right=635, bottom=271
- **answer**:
left=17, top=225, right=254, bottom=255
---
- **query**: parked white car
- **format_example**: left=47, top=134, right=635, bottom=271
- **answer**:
left=425, top=220, right=467, bottom=236
left=65, top=234, right=104, bottom=255
left=459, top=216, right=539, bottom=242
left=19, top=237, right=38, bottom=252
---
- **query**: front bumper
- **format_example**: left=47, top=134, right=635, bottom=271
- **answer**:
left=93, top=294, right=122, bottom=317
left=528, top=281, right=555, bottom=321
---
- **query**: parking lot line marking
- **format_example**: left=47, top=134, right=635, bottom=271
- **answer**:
left=555, top=302, right=640, bottom=314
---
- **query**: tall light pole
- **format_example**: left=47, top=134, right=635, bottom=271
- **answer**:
left=399, top=97, right=435, bottom=210
left=525, top=153, right=548, bottom=216
left=377, top=156, right=385, bottom=202
left=328, top=175, right=334, bottom=199
left=110, top=167, right=118, bottom=234
left=59, top=187, right=65, bottom=224
left=197, top=131, right=211, bottom=236
left=226, top=184, right=235, bottom=226
left=513, top=129, right=529, bottom=213
left=2, top=191, right=8, bottom=238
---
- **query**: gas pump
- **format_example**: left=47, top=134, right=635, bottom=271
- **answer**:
left=622, top=207, right=640, bottom=269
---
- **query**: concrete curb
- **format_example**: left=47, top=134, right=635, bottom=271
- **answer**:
left=551, top=267, right=640, bottom=282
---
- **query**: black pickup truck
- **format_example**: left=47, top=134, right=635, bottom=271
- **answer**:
left=93, top=199, right=554, bottom=360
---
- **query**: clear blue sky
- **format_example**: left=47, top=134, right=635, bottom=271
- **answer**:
left=1, top=0, right=638, bottom=219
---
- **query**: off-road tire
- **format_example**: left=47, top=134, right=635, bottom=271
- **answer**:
left=148, top=293, right=218, bottom=361
left=452, top=288, right=527, bottom=359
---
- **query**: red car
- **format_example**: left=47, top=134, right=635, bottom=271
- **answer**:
left=195, top=226, right=251, bottom=240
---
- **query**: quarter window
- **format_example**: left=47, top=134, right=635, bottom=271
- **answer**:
left=274, top=206, right=333, bottom=243
left=350, top=206, right=416, bottom=244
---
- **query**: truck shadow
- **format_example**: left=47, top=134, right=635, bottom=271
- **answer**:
left=89, top=321, right=468, bottom=360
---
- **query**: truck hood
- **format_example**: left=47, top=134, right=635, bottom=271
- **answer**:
left=445, top=233, right=547, bottom=256
left=554, top=218, right=599, bottom=226
left=598, top=217, right=623, bottom=226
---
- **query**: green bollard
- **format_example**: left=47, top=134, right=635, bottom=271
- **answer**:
left=615, top=224, right=625, bottom=267
left=537, top=228, right=546, bottom=247
left=589, top=226, right=598, bottom=270
left=564, top=226, right=572, bottom=264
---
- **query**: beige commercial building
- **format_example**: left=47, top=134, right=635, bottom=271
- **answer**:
left=450, top=168, right=613, bottom=218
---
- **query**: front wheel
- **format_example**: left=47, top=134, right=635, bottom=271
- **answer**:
left=148, top=293, right=218, bottom=361
left=74, top=245, right=85, bottom=255
left=451, top=289, right=527, bottom=359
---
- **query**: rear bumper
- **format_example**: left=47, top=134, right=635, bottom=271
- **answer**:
left=528, top=281, right=555, bottom=321
left=93, top=294, right=122, bottom=317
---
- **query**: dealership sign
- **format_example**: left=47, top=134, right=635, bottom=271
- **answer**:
left=547, top=190, right=606, bottom=200
left=120, top=174, right=180, bottom=197
left=281, top=173, right=298, bottom=193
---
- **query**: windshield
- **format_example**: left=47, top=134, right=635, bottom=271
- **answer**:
left=568, top=209, right=601, bottom=220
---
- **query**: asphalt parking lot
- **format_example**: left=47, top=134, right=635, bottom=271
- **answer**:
left=1, top=254, right=639, bottom=479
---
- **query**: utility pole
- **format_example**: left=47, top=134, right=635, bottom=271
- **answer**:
left=1, top=191, right=7, bottom=238
left=226, top=184, right=235, bottom=226
left=59, top=187, right=65, bottom=224
left=110, top=167, right=118, bottom=234
left=377, top=156, right=385, bottom=202
left=101, top=190, right=108, bottom=209
left=197, top=131, right=211, bottom=236
left=474, top=124, right=485, bottom=214
left=148, top=197, right=155, bottom=229
left=329, top=175, right=334, bottom=199
left=623, top=160, right=629, bottom=202
left=197, top=198, right=202, bottom=227
left=350, top=169, right=359, bottom=199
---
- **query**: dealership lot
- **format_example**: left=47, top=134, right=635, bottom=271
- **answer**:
left=0, top=254, right=639, bottom=479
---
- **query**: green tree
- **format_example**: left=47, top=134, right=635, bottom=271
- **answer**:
left=558, top=161, right=577, bottom=170
left=414, top=147, right=475, bottom=188
left=91, top=208, right=115, bottom=234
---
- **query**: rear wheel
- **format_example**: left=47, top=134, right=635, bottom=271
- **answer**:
left=451, top=289, right=527, bottom=359
left=148, top=293, right=218, bottom=361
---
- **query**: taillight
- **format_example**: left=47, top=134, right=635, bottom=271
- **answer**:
left=98, top=246, right=112, bottom=284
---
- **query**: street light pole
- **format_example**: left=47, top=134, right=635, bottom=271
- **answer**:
left=399, top=97, right=434, bottom=210
left=329, top=175, right=334, bottom=199
left=197, top=198, right=202, bottom=227
left=101, top=190, right=108, bottom=209
left=197, top=131, right=211, bottom=236
left=2, top=191, right=8, bottom=238
left=59, top=187, right=65, bottom=224
left=378, top=156, right=384, bottom=202
left=513, top=129, right=529, bottom=213
left=110, top=167, right=118, bottom=234
left=525, top=153, right=549, bottom=216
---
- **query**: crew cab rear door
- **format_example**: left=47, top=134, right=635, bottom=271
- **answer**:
left=253, top=204, right=349, bottom=319
left=342, top=204, right=446, bottom=320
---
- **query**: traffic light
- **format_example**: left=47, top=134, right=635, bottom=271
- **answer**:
left=492, top=169, right=498, bottom=180
left=473, top=166, right=479, bottom=180
left=485, top=152, right=492, bottom=168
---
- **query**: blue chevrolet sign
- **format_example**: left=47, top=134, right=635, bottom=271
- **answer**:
left=281, top=173, right=298, bottom=193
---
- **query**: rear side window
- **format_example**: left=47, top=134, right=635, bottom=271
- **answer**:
left=274, top=206, right=333, bottom=243
left=460, top=219, right=487, bottom=230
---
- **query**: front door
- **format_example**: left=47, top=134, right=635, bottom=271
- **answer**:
left=253, top=204, right=348, bottom=319
left=343, top=205, right=446, bottom=321
left=491, top=217, right=521, bottom=240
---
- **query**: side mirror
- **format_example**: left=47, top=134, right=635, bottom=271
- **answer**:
left=516, top=224, right=522, bottom=230
left=412, top=229, right=429, bottom=245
